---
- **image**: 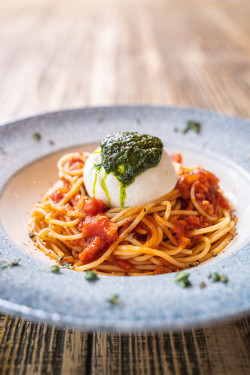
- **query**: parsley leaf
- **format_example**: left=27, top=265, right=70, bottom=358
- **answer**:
left=0, top=260, right=19, bottom=269
left=174, top=272, right=191, bottom=288
left=50, top=265, right=60, bottom=273
left=183, top=121, right=201, bottom=134
left=62, top=262, right=73, bottom=269
left=32, top=132, right=42, bottom=141
left=57, top=256, right=64, bottom=263
left=40, top=265, right=61, bottom=273
left=107, top=294, right=120, bottom=305
left=84, top=270, right=99, bottom=281
left=209, top=272, right=228, bottom=283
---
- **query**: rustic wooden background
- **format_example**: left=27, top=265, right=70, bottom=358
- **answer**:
left=0, top=0, right=249, bottom=374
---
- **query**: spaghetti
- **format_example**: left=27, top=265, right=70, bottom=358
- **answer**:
left=29, top=151, right=237, bottom=276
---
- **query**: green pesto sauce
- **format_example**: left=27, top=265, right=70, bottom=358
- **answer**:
left=100, top=172, right=111, bottom=206
left=99, top=132, right=163, bottom=207
left=119, top=182, right=127, bottom=208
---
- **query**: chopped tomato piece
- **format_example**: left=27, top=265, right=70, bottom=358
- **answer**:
left=50, top=188, right=68, bottom=203
left=83, top=197, right=106, bottom=216
left=78, top=215, right=118, bottom=265
left=185, top=215, right=211, bottom=230
left=171, top=153, right=182, bottom=163
left=177, top=168, right=229, bottom=212
left=61, top=256, right=77, bottom=264
left=82, top=215, right=118, bottom=243
left=116, top=259, right=133, bottom=271
left=79, top=236, right=106, bottom=264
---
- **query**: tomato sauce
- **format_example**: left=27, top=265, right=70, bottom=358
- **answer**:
left=79, top=215, right=118, bottom=264
left=177, top=168, right=230, bottom=214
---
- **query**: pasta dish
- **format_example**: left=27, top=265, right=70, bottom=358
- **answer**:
left=29, top=132, right=236, bottom=276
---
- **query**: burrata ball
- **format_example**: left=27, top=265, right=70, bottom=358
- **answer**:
left=84, top=148, right=177, bottom=208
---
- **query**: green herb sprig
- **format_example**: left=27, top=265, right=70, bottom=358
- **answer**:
left=32, top=132, right=42, bottom=141
left=209, top=272, right=228, bottom=283
left=84, top=270, right=99, bottom=281
left=62, top=262, right=73, bottom=269
left=107, top=294, right=120, bottom=305
left=40, top=265, right=61, bottom=273
left=0, top=260, right=19, bottom=269
left=174, top=272, right=191, bottom=288
left=183, top=121, right=201, bottom=134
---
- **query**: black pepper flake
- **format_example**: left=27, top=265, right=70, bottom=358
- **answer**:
left=199, top=281, right=206, bottom=289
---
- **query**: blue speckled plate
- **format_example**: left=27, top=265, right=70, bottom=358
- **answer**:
left=0, top=106, right=250, bottom=332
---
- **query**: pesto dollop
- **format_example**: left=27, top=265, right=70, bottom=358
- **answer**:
left=100, top=132, right=163, bottom=186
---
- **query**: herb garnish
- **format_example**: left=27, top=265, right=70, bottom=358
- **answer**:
left=57, top=256, right=64, bottom=263
left=0, top=260, right=20, bottom=268
left=174, top=272, right=191, bottom=288
left=41, top=265, right=61, bottom=273
left=62, top=262, right=73, bottom=269
left=183, top=121, right=201, bottom=134
left=32, top=132, right=42, bottom=141
left=107, top=294, right=120, bottom=305
left=84, top=270, right=99, bottom=281
left=208, top=272, right=228, bottom=283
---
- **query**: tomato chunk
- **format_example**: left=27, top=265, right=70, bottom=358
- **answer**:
left=82, top=215, right=118, bottom=242
left=50, top=188, right=68, bottom=203
left=177, top=168, right=229, bottom=211
left=79, top=215, right=118, bottom=265
left=171, top=153, right=182, bottom=163
left=83, top=196, right=106, bottom=216
left=79, top=236, right=106, bottom=263
left=116, top=259, right=133, bottom=271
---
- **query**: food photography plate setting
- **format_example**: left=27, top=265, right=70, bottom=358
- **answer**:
left=0, top=105, right=250, bottom=332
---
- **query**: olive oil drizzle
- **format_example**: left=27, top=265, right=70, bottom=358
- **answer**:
left=100, top=172, right=111, bottom=206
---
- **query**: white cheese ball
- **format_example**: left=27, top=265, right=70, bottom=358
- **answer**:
left=84, top=148, right=177, bottom=208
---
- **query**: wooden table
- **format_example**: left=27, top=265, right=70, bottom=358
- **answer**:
left=0, top=0, right=249, bottom=373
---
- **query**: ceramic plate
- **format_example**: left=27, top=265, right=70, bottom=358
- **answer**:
left=0, top=106, right=250, bottom=332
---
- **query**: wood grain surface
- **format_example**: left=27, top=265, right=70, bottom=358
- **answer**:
left=0, top=0, right=250, bottom=374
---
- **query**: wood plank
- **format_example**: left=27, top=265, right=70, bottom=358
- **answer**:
left=1, top=315, right=249, bottom=374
